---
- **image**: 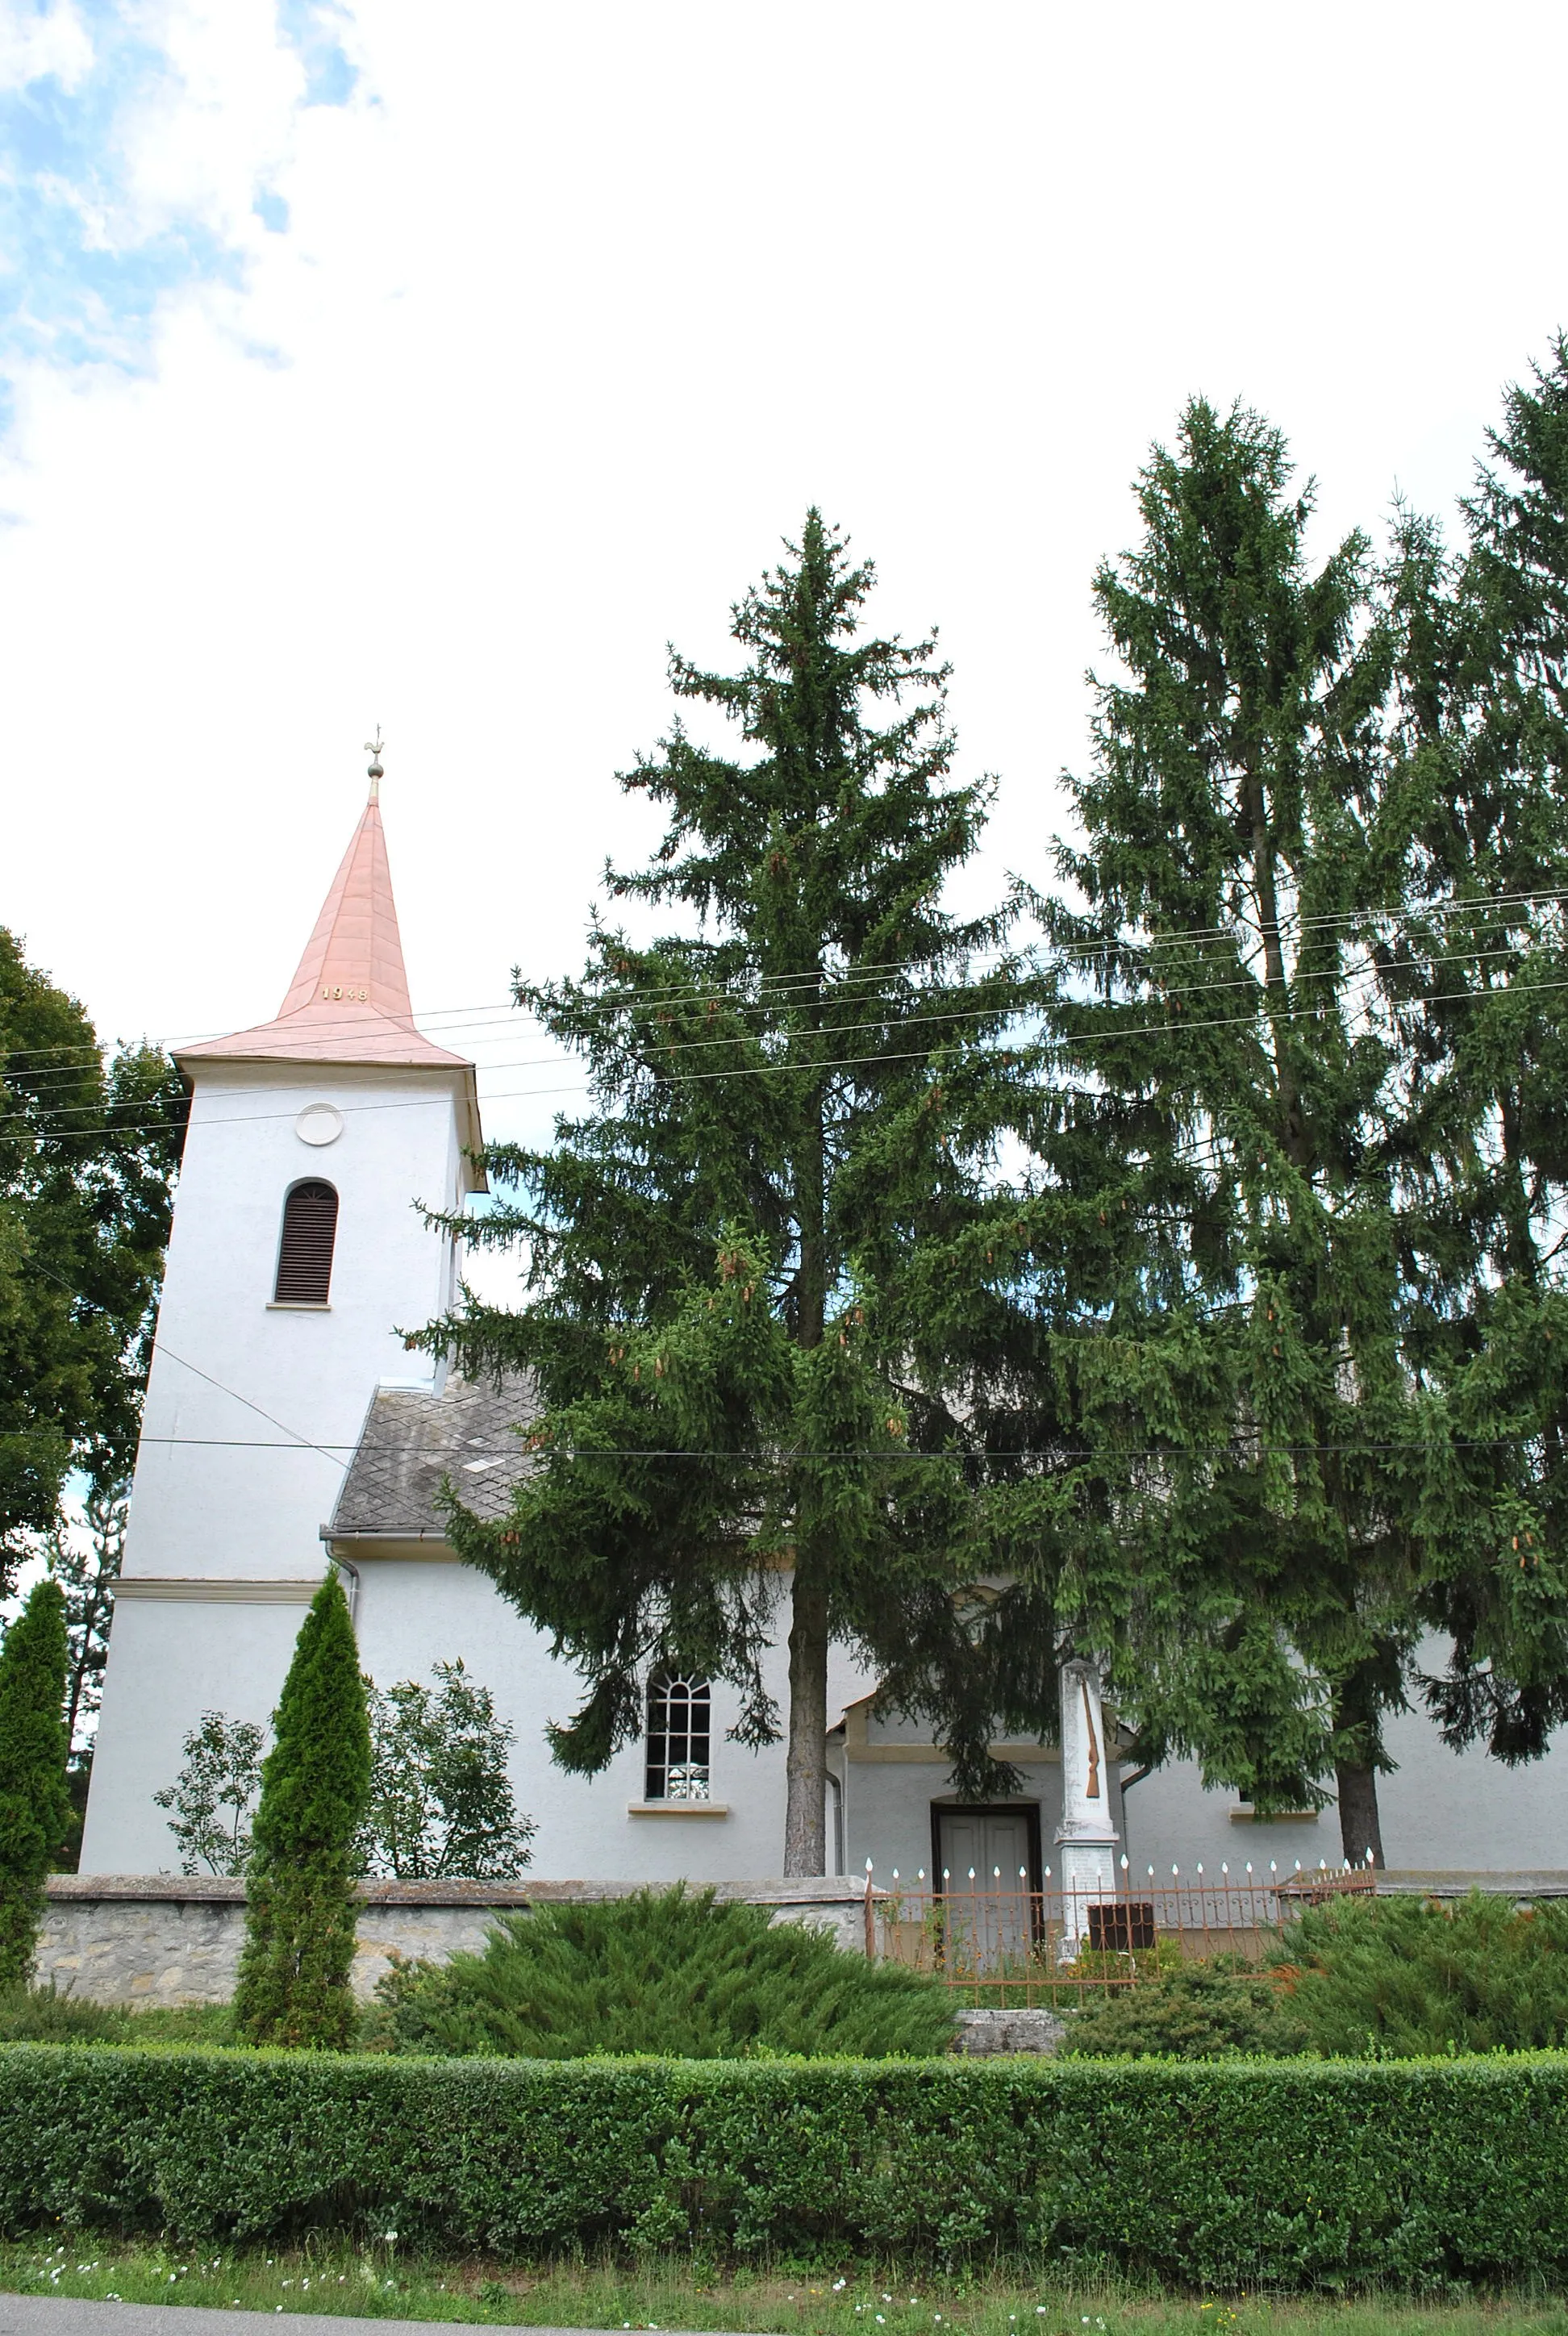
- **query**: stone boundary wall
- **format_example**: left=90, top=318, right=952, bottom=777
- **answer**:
left=37, top=1875, right=876, bottom=2007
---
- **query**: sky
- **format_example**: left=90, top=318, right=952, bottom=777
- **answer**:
left=2, top=0, right=1567, bottom=1181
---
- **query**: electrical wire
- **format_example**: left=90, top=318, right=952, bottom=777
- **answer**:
left=9, top=926, right=1561, bottom=1113
left=10, top=962, right=1568, bottom=1151
left=56, top=1432, right=1560, bottom=1460
left=4, top=884, right=1565, bottom=1077
left=14, top=1246, right=349, bottom=1475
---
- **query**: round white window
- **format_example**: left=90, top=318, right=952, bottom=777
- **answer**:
left=294, top=1103, right=344, bottom=1148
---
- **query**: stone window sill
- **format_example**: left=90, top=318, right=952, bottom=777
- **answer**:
left=266, top=1302, right=332, bottom=1312
left=627, top=1801, right=730, bottom=1818
left=1229, top=1806, right=1319, bottom=1823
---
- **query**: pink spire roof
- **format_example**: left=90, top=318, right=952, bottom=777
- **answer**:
left=179, top=781, right=469, bottom=1072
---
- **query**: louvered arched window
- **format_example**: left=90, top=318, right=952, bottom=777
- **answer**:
left=273, top=1179, right=338, bottom=1304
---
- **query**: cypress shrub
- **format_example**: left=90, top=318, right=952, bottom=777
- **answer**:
left=376, top=1886, right=957, bottom=2059
left=1061, top=1894, right=1568, bottom=2060
left=233, top=1576, right=369, bottom=2049
left=1275, top=1888, right=1568, bottom=2054
left=0, top=1579, right=71, bottom=1989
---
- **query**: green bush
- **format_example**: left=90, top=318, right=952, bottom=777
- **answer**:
left=1059, top=1963, right=1310, bottom=2059
left=1274, top=1888, right=1568, bottom=2055
left=375, top=1886, right=957, bottom=2059
left=0, top=2045, right=1566, bottom=2285
left=0, top=1986, right=123, bottom=2044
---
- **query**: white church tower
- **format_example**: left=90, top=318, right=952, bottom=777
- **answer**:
left=80, top=756, right=484, bottom=1874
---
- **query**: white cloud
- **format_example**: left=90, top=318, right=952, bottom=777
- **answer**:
left=0, top=0, right=1566, bottom=1172
left=0, top=0, right=92, bottom=95
left=110, top=2, right=307, bottom=240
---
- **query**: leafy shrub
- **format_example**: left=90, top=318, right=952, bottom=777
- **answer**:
left=361, top=1660, right=534, bottom=1879
left=0, top=1985, right=124, bottom=2043
left=154, top=1660, right=534, bottom=1882
left=1, top=2046, right=1566, bottom=2285
left=1274, top=1888, right=1568, bottom=2054
left=152, top=1712, right=265, bottom=1877
left=376, top=1885, right=957, bottom=2059
left=1058, top=1963, right=1310, bottom=2059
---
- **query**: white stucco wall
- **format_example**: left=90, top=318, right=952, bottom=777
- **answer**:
left=1116, top=1662, right=1568, bottom=1879
left=81, top=1057, right=471, bottom=1875
left=345, top=1560, right=871, bottom=1883
left=78, top=1596, right=312, bottom=1875
left=118, top=1061, right=468, bottom=1586
left=92, top=1542, right=878, bottom=1883
left=1116, top=1759, right=1332, bottom=1885
left=1372, top=1687, right=1568, bottom=1869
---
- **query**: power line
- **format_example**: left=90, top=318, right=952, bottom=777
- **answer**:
left=93, top=1433, right=1560, bottom=1459
left=151, top=1347, right=348, bottom=1472
left=17, top=923, right=1553, bottom=1111
left=8, top=891, right=1568, bottom=1132
left=11, top=962, right=1568, bottom=1152
left=14, top=1242, right=350, bottom=1477
left=5, top=884, right=1566, bottom=1078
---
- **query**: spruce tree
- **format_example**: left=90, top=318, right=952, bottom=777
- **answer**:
left=879, top=376, right=1568, bottom=1858
left=428, top=512, right=1032, bottom=1874
left=1015, top=398, right=1452, bottom=1863
left=233, top=1575, right=369, bottom=2046
left=0, top=1579, right=71, bottom=1988
left=1371, top=342, right=1568, bottom=1763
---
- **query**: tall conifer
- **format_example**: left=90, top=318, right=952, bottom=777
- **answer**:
left=233, top=1575, right=369, bottom=2046
left=993, top=389, right=1568, bottom=1865
left=1372, top=342, right=1568, bottom=1763
left=0, top=1579, right=70, bottom=1987
left=429, top=512, right=1032, bottom=1873
left=1018, top=400, right=1435, bottom=1863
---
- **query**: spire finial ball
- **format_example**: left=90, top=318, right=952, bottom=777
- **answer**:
left=364, top=728, right=386, bottom=801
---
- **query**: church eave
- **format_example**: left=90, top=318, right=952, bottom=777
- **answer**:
left=321, top=1527, right=461, bottom=1561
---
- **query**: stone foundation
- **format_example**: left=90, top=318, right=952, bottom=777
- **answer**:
left=37, top=1875, right=876, bottom=2006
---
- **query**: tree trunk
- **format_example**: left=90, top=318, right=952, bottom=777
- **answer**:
left=782, top=1566, right=829, bottom=1875
left=782, top=1037, right=830, bottom=1879
left=1241, top=765, right=1307, bottom=1170
left=1334, top=1758, right=1385, bottom=1869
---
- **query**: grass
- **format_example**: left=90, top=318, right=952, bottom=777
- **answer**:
left=119, top=2003, right=238, bottom=2044
left=1, top=2243, right=1566, bottom=2331
left=0, top=1992, right=240, bottom=2048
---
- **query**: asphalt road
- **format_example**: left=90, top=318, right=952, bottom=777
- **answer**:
left=0, top=2302, right=742, bottom=2336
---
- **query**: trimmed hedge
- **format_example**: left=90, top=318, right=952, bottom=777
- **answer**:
left=1, top=2045, right=1566, bottom=2287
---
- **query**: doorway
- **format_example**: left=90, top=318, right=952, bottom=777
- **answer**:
left=932, top=1804, right=1042, bottom=1967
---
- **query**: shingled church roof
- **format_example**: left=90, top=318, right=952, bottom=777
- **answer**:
left=327, top=1372, right=539, bottom=1542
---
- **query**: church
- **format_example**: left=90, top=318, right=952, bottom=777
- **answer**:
left=80, top=765, right=1568, bottom=1892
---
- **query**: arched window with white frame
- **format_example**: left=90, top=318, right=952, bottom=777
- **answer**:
left=644, top=1674, right=711, bottom=1801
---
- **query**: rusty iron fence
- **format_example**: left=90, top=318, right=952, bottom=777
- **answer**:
left=863, top=1856, right=1376, bottom=2004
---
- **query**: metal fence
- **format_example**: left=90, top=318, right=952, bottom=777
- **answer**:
left=865, top=1856, right=1376, bottom=2004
